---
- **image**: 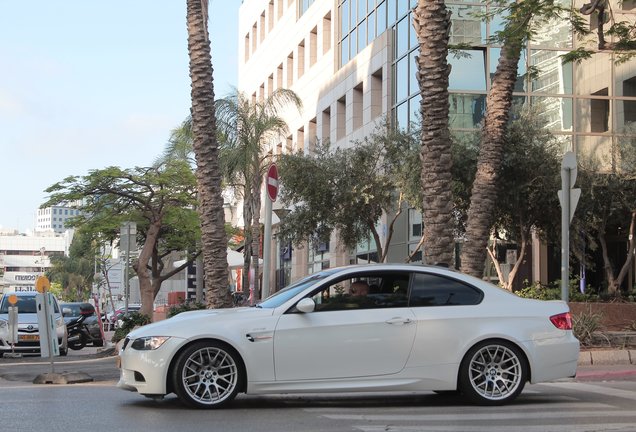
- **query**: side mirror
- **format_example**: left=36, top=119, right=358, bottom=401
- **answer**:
left=296, top=298, right=315, bottom=313
left=62, top=308, right=71, bottom=316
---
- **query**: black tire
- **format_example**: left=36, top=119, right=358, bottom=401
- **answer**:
left=172, top=341, right=243, bottom=409
left=458, top=340, right=528, bottom=406
left=68, top=337, right=86, bottom=350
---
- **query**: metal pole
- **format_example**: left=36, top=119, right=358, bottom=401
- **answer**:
left=262, top=196, right=273, bottom=300
left=561, top=167, right=571, bottom=302
left=125, top=223, right=130, bottom=315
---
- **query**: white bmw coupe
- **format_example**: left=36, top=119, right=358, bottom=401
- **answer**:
left=117, top=264, right=579, bottom=408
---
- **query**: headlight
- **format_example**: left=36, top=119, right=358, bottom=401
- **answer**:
left=131, top=336, right=170, bottom=351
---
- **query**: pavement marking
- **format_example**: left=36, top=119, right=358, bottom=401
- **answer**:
left=321, top=410, right=635, bottom=422
left=304, top=401, right=612, bottom=413
left=354, top=424, right=636, bottom=432
left=544, top=382, right=636, bottom=402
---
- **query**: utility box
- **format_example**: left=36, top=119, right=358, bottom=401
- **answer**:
left=168, top=291, right=186, bottom=306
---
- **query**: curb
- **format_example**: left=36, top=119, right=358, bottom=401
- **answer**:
left=578, top=349, right=635, bottom=366
left=32, top=372, right=94, bottom=385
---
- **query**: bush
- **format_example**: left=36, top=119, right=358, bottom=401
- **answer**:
left=112, top=311, right=151, bottom=343
left=572, top=311, right=604, bottom=347
left=515, top=279, right=596, bottom=302
left=167, top=301, right=207, bottom=318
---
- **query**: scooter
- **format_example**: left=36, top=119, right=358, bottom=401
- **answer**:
left=66, top=314, right=92, bottom=350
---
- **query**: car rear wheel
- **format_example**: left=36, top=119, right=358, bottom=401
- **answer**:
left=459, top=340, right=527, bottom=406
left=172, top=341, right=243, bottom=409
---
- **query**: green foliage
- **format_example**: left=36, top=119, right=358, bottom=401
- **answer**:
left=278, top=120, right=417, bottom=255
left=47, top=228, right=99, bottom=301
left=572, top=311, right=604, bottom=347
left=167, top=301, right=207, bottom=318
left=515, top=279, right=595, bottom=302
left=43, top=160, right=202, bottom=310
left=112, top=312, right=151, bottom=343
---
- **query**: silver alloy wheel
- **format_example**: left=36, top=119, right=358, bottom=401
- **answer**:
left=181, top=346, right=239, bottom=406
left=467, top=344, right=523, bottom=401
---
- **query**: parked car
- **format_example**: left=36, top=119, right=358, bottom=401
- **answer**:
left=117, top=264, right=579, bottom=408
left=60, top=302, right=103, bottom=348
left=107, top=304, right=142, bottom=329
left=0, top=291, right=68, bottom=356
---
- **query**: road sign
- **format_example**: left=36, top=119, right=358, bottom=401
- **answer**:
left=7, top=306, right=18, bottom=344
left=266, top=164, right=279, bottom=202
left=35, top=275, right=50, bottom=293
left=36, top=292, right=59, bottom=358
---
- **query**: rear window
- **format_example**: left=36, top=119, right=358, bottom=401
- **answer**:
left=409, top=273, right=483, bottom=307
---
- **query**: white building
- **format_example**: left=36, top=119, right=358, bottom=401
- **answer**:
left=237, top=0, right=636, bottom=293
left=35, top=204, right=83, bottom=234
left=0, top=231, right=72, bottom=294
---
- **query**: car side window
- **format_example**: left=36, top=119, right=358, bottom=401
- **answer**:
left=409, top=273, right=483, bottom=307
left=308, top=272, right=410, bottom=312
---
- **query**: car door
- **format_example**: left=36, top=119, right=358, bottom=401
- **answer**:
left=273, top=271, right=416, bottom=381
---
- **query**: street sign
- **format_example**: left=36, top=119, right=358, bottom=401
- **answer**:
left=266, top=164, right=279, bottom=202
left=7, top=306, right=18, bottom=345
left=36, top=292, right=59, bottom=358
left=35, top=275, right=50, bottom=293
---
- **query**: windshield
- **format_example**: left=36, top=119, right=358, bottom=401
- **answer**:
left=258, top=269, right=337, bottom=309
left=0, top=295, right=60, bottom=314
left=0, top=296, right=37, bottom=313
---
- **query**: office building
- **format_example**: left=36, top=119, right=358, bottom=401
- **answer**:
left=238, top=0, right=636, bottom=289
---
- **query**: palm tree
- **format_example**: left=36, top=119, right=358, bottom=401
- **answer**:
left=412, top=0, right=455, bottom=267
left=216, top=89, right=301, bottom=303
left=459, top=1, right=566, bottom=278
left=185, top=0, right=230, bottom=308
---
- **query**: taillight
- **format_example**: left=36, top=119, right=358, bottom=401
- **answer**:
left=550, top=312, right=573, bottom=330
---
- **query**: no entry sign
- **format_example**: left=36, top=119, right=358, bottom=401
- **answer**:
left=266, top=164, right=278, bottom=202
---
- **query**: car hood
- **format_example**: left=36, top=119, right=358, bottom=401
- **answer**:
left=128, top=306, right=276, bottom=339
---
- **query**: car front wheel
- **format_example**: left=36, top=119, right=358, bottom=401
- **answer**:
left=172, top=341, right=243, bottom=409
left=459, top=340, right=527, bottom=406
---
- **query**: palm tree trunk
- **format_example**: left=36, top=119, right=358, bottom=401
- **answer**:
left=250, top=170, right=262, bottom=303
left=186, top=0, right=230, bottom=308
left=413, top=0, right=455, bottom=267
left=460, top=32, right=524, bottom=278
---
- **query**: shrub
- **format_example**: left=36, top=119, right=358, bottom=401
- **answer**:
left=112, top=311, right=151, bottom=343
left=572, top=311, right=604, bottom=346
left=167, top=301, right=207, bottom=318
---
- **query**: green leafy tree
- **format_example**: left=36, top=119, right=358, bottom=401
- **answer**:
left=43, top=161, right=200, bottom=318
left=215, top=88, right=301, bottom=302
left=48, top=229, right=97, bottom=301
left=573, top=130, right=636, bottom=296
left=186, top=0, right=231, bottom=308
left=486, top=105, right=562, bottom=290
left=278, top=122, right=418, bottom=262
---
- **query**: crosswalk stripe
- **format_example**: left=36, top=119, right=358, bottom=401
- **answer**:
left=354, top=424, right=636, bottom=432
left=322, top=410, right=636, bottom=422
left=304, top=401, right=611, bottom=413
left=543, top=382, right=636, bottom=401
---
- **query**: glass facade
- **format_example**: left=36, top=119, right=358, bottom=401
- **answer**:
left=336, top=0, right=636, bottom=158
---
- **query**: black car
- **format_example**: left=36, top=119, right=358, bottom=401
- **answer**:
left=60, top=302, right=104, bottom=349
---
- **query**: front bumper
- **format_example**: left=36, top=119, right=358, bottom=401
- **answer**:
left=117, top=336, right=185, bottom=396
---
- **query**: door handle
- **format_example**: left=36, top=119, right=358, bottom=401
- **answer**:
left=385, top=317, right=412, bottom=325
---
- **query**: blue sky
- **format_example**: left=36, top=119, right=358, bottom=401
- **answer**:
left=0, top=0, right=240, bottom=231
